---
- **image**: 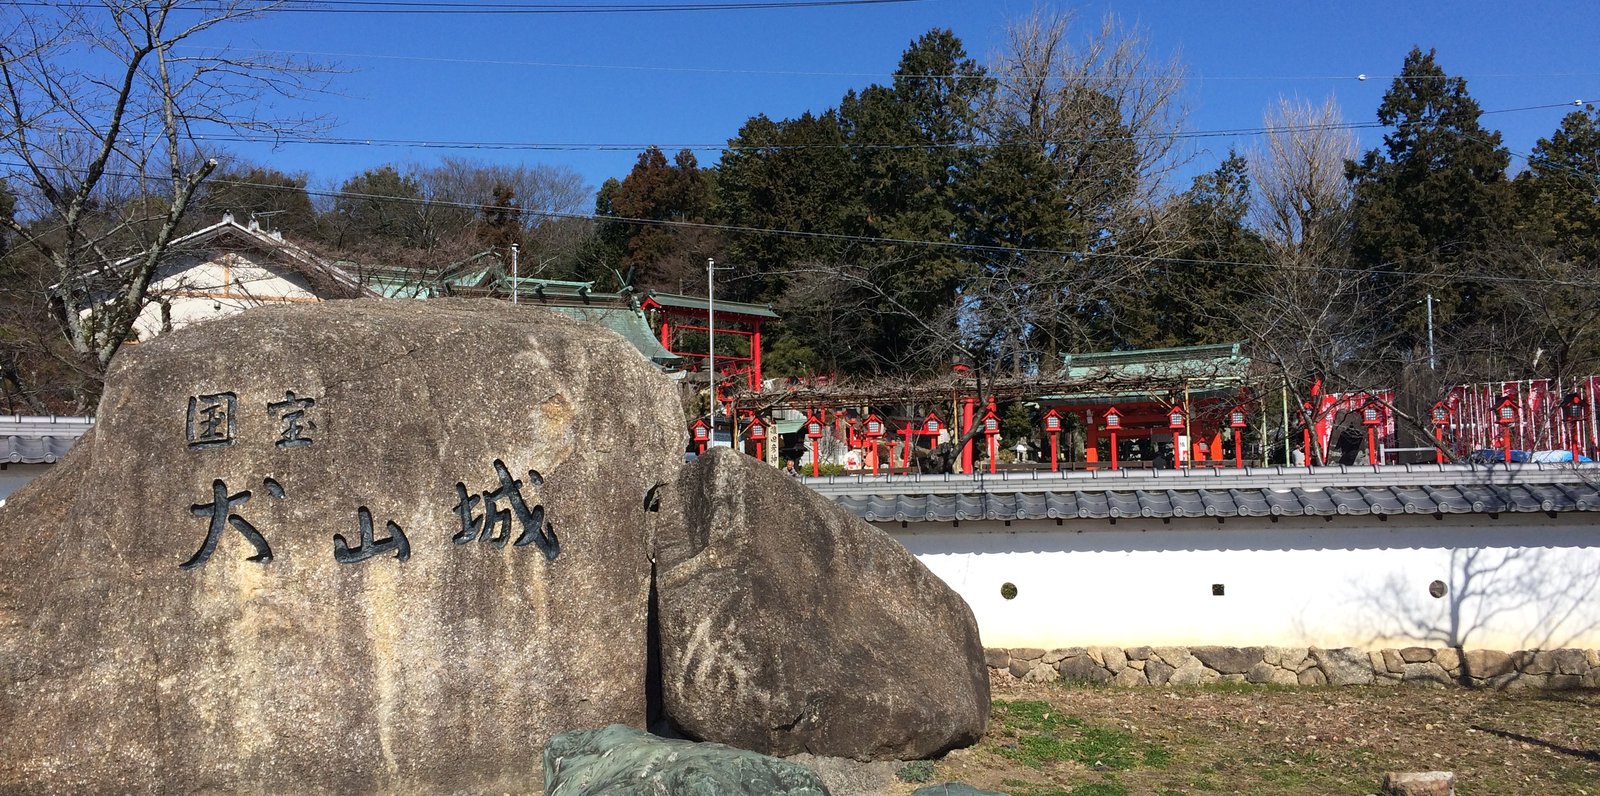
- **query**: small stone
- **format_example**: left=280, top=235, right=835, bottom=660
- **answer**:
left=1113, top=667, right=1147, bottom=687
left=1098, top=647, right=1128, bottom=674
left=1152, top=646, right=1191, bottom=667
left=1042, top=649, right=1070, bottom=665
left=1144, top=659, right=1176, bottom=686
left=1057, top=655, right=1111, bottom=683
left=1380, top=771, right=1453, bottom=796
left=1298, top=667, right=1328, bottom=686
left=1190, top=646, right=1265, bottom=675
left=1085, top=647, right=1105, bottom=667
left=1245, top=662, right=1278, bottom=684
left=1552, top=649, right=1588, bottom=675
left=1400, top=662, right=1452, bottom=688
left=911, top=784, right=1006, bottom=796
left=1381, top=649, right=1405, bottom=673
left=983, top=648, right=1010, bottom=670
left=1312, top=648, right=1375, bottom=686
left=1165, top=657, right=1210, bottom=686
left=1399, top=647, right=1434, bottom=664
left=1546, top=674, right=1583, bottom=690
left=1022, top=665, right=1060, bottom=684
left=1463, top=649, right=1514, bottom=679
left=1007, top=659, right=1033, bottom=679
left=1433, top=647, right=1461, bottom=674
left=1124, top=646, right=1152, bottom=661
left=1008, top=648, right=1046, bottom=662
left=1128, top=659, right=1145, bottom=671
left=1271, top=647, right=1308, bottom=671
left=1517, top=650, right=1556, bottom=675
left=1586, top=649, right=1600, bottom=669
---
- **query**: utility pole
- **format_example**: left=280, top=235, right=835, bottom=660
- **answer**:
left=511, top=244, right=520, bottom=305
left=1426, top=293, right=1436, bottom=370
left=707, top=257, right=716, bottom=423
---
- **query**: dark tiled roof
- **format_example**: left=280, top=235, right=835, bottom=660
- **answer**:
left=1, top=416, right=93, bottom=464
left=807, top=464, right=1600, bottom=523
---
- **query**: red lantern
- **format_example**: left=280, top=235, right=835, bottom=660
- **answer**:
left=923, top=413, right=944, bottom=435
left=1168, top=406, right=1186, bottom=430
left=1495, top=396, right=1518, bottom=425
left=1562, top=393, right=1586, bottom=422
left=1494, top=396, right=1518, bottom=465
left=1229, top=407, right=1248, bottom=429
left=805, top=412, right=824, bottom=477
left=980, top=407, right=1002, bottom=474
left=1431, top=402, right=1450, bottom=426
left=1043, top=408, right=1063, bottom=433
left=1102, top=406, right=1122, bottom=431
left=689, top=418, right=711, bottom=455
left=864, top=414, right=885, bottom=437
left=1362, top=404, right=1381, bottom=426
left=747, top=418, right=766, bottom=440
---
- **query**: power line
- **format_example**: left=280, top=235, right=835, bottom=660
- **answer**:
left=178, top=45, right=1600, bottom=84
left=12, top=0, right=932, bottom=14
left=6, top=158, right=1594, bottom=290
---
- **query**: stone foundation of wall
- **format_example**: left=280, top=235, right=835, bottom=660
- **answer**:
left=986, top=645, right=1600, bottom=689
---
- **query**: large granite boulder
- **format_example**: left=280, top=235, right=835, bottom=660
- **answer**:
left=0, top=300, right=684, bottom=793
left=543, top=724, right=830, bottom=796
left=651, top=448, right=989, bottom=760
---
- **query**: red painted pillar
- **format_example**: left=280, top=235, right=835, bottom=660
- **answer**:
left=961, top=397, right=976, bottom=474
left=659, top=315, right=672, bottom=350
left=1572, top=420, right=1582, bottom=464
left=1504, top=426, right=1512, bottom=464
left=810, top=436, right=819, bottom=477
left=988, top=433, right=997, bottom=475
left=751, top=323, right=762, bottom=389
left=1436, top=426, right=1446, bottom=465
left=901, top=426, right=914, bottom=468
left=1109, top=431, right=1119, bottom=471
left=1367, top=427, right=1378, bottom=465
left=1050, top=433, right=1060, bottom=472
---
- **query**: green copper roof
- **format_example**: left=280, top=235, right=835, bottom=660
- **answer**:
left=541, top=304, right=680, bottom=366
left=644, top=291, right=779, bottom=319
left=1049, top=342, right=1250, bottom=401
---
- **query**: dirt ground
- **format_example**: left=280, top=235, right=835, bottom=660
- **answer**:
left=858, top=675, right=1600, bottom=796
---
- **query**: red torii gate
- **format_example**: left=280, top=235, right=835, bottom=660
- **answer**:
left=643, top=291, right=778, bottom=393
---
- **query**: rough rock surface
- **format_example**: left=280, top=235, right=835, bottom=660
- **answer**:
left=653, top=448, right=989, bottom=760
left=0, top=300, right=685, bottom=793
left=911, top=784, right=1007, bottom=796
left=543, top=724, right=829, bottom=796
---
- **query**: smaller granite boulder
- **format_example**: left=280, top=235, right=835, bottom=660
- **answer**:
left=652, top=448, right=989, bottom=760
left=543, top=725, right=829, bottom=796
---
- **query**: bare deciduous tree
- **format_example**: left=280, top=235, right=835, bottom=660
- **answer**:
left=0, top=0, right=330, bottom=370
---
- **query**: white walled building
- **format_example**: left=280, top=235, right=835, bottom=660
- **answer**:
left=93, top=213, right=371, bottom=341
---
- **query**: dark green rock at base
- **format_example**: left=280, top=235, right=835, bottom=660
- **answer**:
left=912, top=784, right=1007, bottom=796
left=544, top=724, right=831, bottom=796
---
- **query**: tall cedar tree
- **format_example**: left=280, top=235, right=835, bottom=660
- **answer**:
left=1113, top=152, right=1270, bottom=350
left=1346, top=47, right=1512, bottom=347
left=594, top=147, right=715, bottom=292
left=837, top=29, right=993, bottom=373
left=715, top=110, right=864, bottom=302
left=478, top=182, right=522, bottom=253
left=1516, top=104, right=1600, bottom=262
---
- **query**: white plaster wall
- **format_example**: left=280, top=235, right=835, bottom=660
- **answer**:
left=132, top=252, right=322, bottom=339
left=890, top=515, right=1600, bottom=651
left=0, top=465, right=51, bottom=504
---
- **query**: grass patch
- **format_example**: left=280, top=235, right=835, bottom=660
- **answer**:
left=896, top=760, right=935, bottom=784
left=991, top=699, right=1170, bottom=771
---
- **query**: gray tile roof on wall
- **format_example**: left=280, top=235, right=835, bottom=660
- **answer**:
left=1, top=416, right=93, bottom=464
left=807, top=463, right=1600, bottom=523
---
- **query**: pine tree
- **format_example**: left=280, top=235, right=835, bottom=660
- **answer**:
left=1347, top=47, right=1513, bottom=347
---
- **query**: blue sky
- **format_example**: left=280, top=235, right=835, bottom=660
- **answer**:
left=204, top=0, right=1599, bottom=200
